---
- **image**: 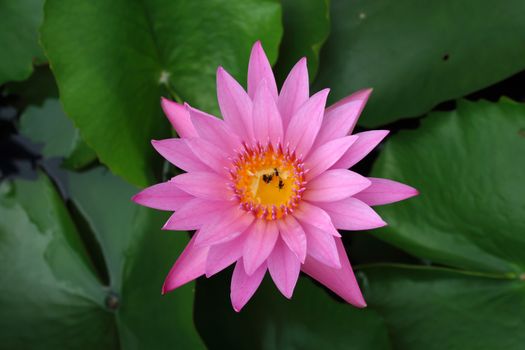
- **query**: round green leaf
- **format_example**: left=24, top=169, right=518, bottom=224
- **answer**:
left=40, top=0, right=282, bottom=187
left=370, top=99, right=525, bottom=274
left=315, top=0, right=525, bottom=126
left=361, top=265, right=525, bottom=350
left=67, top=167, right=205, bottom=349
left=19, top=98, right=97, bottom=168
left=0, top=0, right=45, bottom=84
left=195, top=274, right=391, bottom=349
left=0, top=174, right=116, bottom=348
left=275, top=0, right=330, bottom=83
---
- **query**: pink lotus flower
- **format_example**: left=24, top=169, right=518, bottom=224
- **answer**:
left=133, top=41, right=418, bottom=311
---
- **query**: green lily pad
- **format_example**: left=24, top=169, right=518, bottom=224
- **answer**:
left=40, top=0, right=282, bottom=187
left=315, top=0, right=525, bottom=126
left=370, top=99, right=525, bottom=274
left=0, top=173, right=116, bottom=348
left=275, top=0, right=330, bottom=83
left=195, top=274, right=392, bottom=349
left=0, top=0, right=46, bottom=84
left=0, top=169, right=204, bottom=348
left=361, top=265, right=525, bottom=350
left=19, top=98, right=97, bottom=169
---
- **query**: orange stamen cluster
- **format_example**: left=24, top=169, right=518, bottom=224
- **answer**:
left=229, top=142, right=307, bottom=220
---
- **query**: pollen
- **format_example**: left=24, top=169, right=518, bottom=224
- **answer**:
left=229, top=142, right=307, bottom=220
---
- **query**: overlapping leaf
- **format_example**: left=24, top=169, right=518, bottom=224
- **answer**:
left=0, top=169, right=204, bottom=348
left=315, top=0, right=525, bottom=126
left=370, top=99, right=525, bottom=274
left=41, top=0, right=282, bottom=187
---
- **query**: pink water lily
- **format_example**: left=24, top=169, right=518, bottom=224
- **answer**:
left=133, top=41, right=418, bottom=311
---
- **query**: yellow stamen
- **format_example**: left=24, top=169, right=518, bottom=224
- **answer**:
left=230, top=142, right=306, bottom=220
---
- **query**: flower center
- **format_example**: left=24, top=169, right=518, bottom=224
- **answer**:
left=230, top=142, right=306, bottom=220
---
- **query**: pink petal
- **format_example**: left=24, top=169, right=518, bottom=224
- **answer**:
left=302, top=223, right=341, bottom=269
left=353, top=177, right=419, bottom=206
left=162, top=198, right=231, bottom=231
left=186, top=104, right=241, bottom=151
left=285, top=89, right=329, bottom=158
left=277, top=215, right=307, bottom=263
left=171, top=172, right=232, bottom=201
left=293, top=201, right=340, bottom=237
left=185, top=138, right=229, bottom=174
left=252, top=80, right=284, bottom=144
left=152, top=139, right=208, bottom=172
left=267, top=238, right=301, bottom=299
left=230, top=259, right=266, bottom=312
left=304, top=135, right=358, bottom=179
left=194, top=206, right=254, bottom=247
left=314, top=89, right=372, bottom=147
left=301, top=237, right=366, bottom=308
left=160, top=97, right=198, bottom=138
left=217, top=67, right=254, bottom=141
left=132, top=181, right=193, bottom=211
left=332, top=130, right=389, bottom=169
left=162, top=233, right=209, bottom=293
left=317, top=197, right=386, bottom=231
left=205, top=233, right=247, bottom=277
left=247, top=41, right=278, bottom=101
left=243, top=220, right=279, bottom=275
left=304, top=169, right=371, bottom=202
left=278, top=57, right=309, bottom=130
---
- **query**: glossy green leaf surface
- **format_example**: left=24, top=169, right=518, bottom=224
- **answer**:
left=0, top=174, right=116, bottom=348
left=275, top=0, right=330, bottom=83
left=361, top=265, right=525, bottom=350
left=0, top=169, right=204, bottom=348
left=41, top=0, right=282, bottom=187
left=195, top=274, right=391, bottom=350
left=0, top=0, right=45, bottom=84
left=19, top=99, right=97, bottom=168
left=315, top=0, right=525, bottom=126
left=370, top=99, right=525, bottom=274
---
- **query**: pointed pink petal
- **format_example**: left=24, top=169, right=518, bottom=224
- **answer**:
left=162, top=233, right=209, bottom=293
left=332, top=130, right=389, bottom=169
left=171, top=172, right=232, bottom=201
left=160, top=97, right=198, bottom=138
left=230, top=259, right=266, bottom=312
left=302, top=223, right=341, bottom=269
left=277, top=215, right=307, bottom=263
left=132, top=181, right=193, bottom=211
left=285, top=89, right=329, bottom=157
left=194, top=206, right=254, bottom=247
left=252, top=80, right=283, bottom=144
left=185, top=138, right=229, bottom=174
left=152, top=139, right=208, bottom=172
left=293, top=201, right=339, bottom=237
left=317, top=197, right=386, bottom=230
left=304, top=169, right=371, bottom=202
left=267, top=238, right=301, bottom=299
left=248, top=41, right=278, bottom=101
left=186, top=104, right=241, bottom=152
left=304, top=135, right=358, bottom=179
left=162, top=198, right=231, bottom=230
left=301, top=237, right=366, bottom=308
left=314, top=89, right=372, bottom=147
left=243, top=220, right=279, bottom=275
left=278, top=58, right=309, bottom=130
left=205, top=233, right=247, bottom=277
left=353, top=177, right=419, bottom=206
left=217, top=67, right=254, bottom=141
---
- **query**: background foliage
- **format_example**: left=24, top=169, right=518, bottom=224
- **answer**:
left=1, top=0, right=524, bottom=349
